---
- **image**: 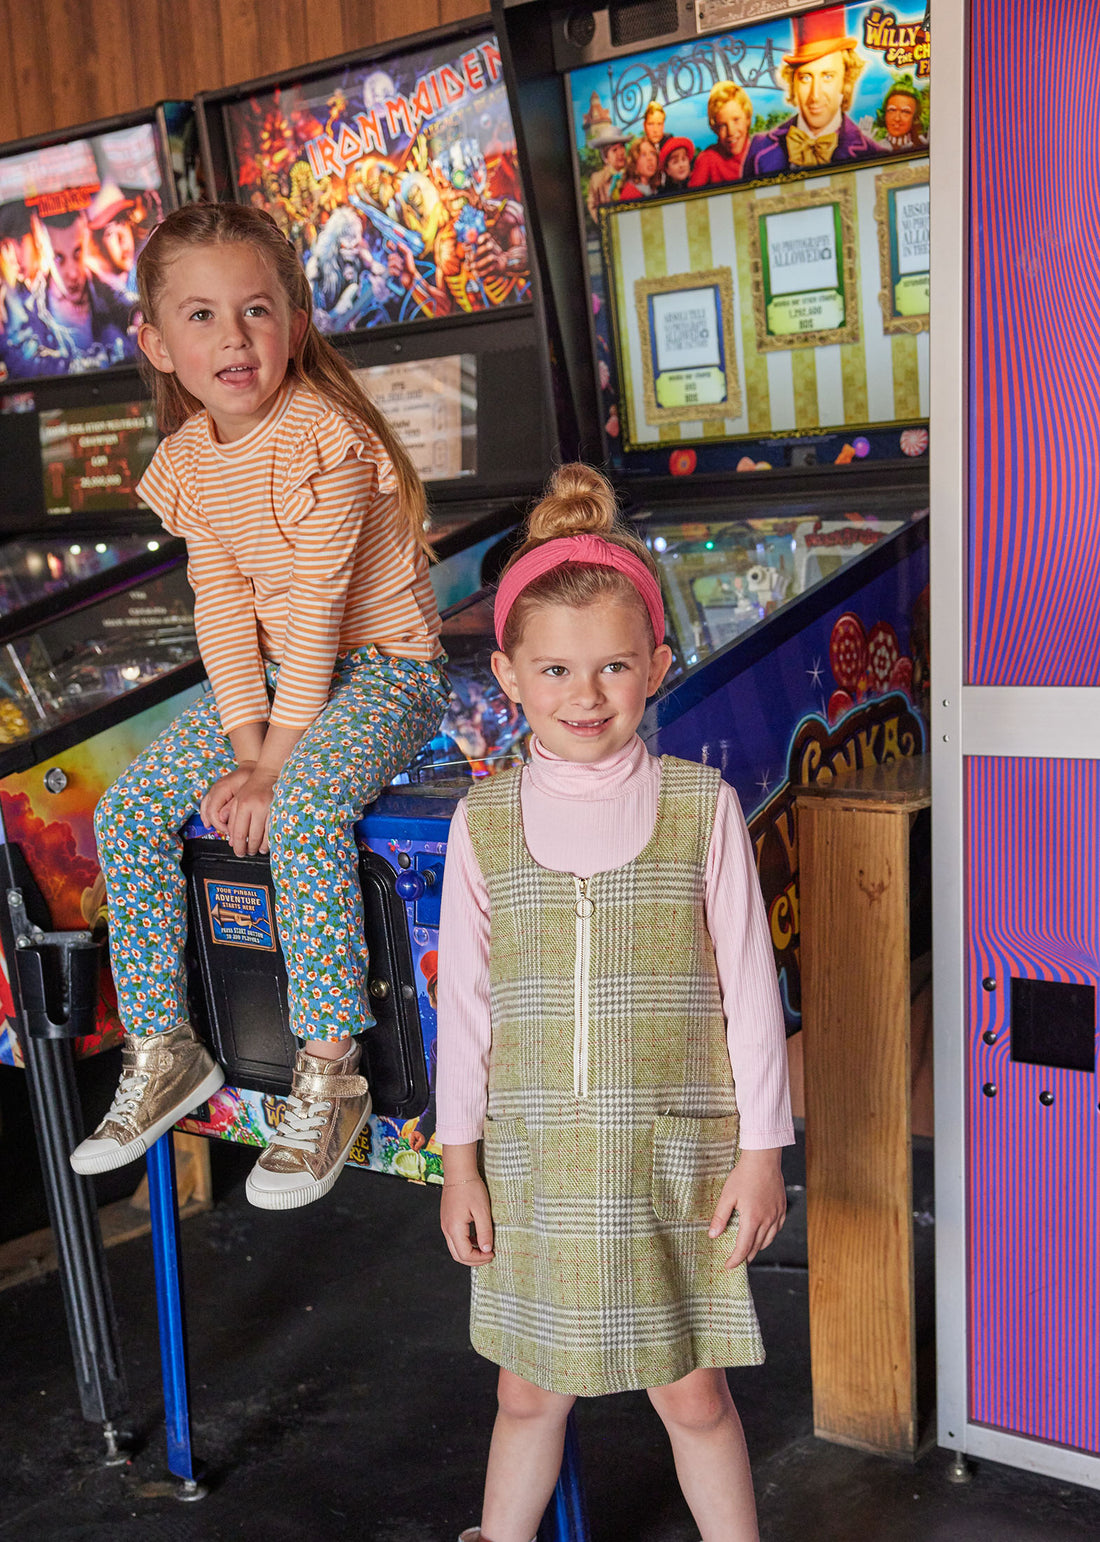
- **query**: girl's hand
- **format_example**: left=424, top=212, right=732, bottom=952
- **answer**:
left=440, top=1176, right=495, bottom=1266
left=708, top=1147, right=786, bottom=1269
left=199, top=765, right=256, bottom=835
left=226, top=768, right=278, bottom=857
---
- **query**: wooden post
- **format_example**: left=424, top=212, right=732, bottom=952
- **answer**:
left=796, top=755, right=930, bottom=1457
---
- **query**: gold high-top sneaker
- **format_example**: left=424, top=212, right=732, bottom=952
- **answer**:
left=245, top=1039, right=371, bottom=1210
left=70, top=1022, right=224, bottom=1175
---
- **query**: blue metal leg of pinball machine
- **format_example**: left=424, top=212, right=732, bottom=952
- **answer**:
left=146, top=1132, right=207, bottom=1500
left=539, top=1411, right=589, bottom=1542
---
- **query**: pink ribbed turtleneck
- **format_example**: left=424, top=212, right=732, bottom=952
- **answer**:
left=435, top=735, right=793, bottom=1150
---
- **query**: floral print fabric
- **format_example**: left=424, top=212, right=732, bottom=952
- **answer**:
left=95, top=647, right=448, bottom=1042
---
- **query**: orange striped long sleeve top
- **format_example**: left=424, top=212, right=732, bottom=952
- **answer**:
left=136, top=381, right=442, bottom=735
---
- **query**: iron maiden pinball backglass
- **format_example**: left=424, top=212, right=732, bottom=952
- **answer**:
left=220, top=30, right=531, bottom=333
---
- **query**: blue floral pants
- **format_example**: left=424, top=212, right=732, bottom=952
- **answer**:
left=94, top=647, right=448, bottom=1042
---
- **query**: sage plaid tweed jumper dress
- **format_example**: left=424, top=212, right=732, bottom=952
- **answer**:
left=464, top=756, right=765, bottom=1396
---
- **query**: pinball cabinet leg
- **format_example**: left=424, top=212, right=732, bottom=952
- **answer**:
left=146, top=1132, right=208, bottom=1498
left=1, top=844, right=131, bottom=1462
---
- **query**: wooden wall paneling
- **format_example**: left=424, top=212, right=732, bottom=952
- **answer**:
left=296, top=0, right=367, bottom=63
left=180, top=0, right=232, bottom=100
left=0, top=0, right=494, bottom=155
left=124, top=1, right=173, bottom=108
left=47, top=0, right=138, bottom=127
left=370, top=0, right=441, bottom=49
left=439, top=0, right=489, bottom=25
left=8, top=4, right=56, bottom=139
left=124, top=0, right=227, bottom=109
left=215, top=0, right=292, bottom=85
left=0, top=2, right=22, bottom=142
left=248, top=0, right=317, bottom=77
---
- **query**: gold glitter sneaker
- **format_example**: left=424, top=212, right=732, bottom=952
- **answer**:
left=70, top=1022, right=224, bottom=1175
left=245, top=1040, right=371, bottom=1210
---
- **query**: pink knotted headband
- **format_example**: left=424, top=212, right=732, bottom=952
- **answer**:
left=493, top=533, right=666, bottom=649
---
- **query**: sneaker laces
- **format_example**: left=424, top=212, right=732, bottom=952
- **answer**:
left=106, top=1070, right=150, bottom=1123
left=272, top=1094, right=333, bottom=1154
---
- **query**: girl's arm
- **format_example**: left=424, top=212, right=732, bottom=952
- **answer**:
left=186, top=522, right=270, bottom=737
left=435, top=802, right=493, bottom=1143
left=441, top=1140, right=494, bottom=1265
left=704, top=782, right=794, bottom=1266
left=436, top=802, right=496, bottom=1265
left=267, top=454, right=373, bottom=735
left=199, top=724, right=308, bottom=856
left=229, top=723, right=265, bottom=766
left=137, top=438, right=268, bottom=742
left=705, top=783, right=794, bottom=1151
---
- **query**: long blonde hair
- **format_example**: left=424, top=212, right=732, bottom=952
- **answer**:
left=500, top=463, right=659, bottom=653
left=135, top=203, right=430, bottom=556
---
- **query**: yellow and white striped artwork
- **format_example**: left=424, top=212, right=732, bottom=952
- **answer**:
left=603, top=156, right=929, bottom=452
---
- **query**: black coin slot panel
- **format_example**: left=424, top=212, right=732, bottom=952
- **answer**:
left=1010, top=977, right=1096, bottom=1074
left=183, top=848, right=294, bottom=1096
left=182, top=842, right=429, bottom=1118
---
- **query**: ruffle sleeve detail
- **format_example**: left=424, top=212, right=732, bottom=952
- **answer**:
left=280, top=410, right=394, bottom=526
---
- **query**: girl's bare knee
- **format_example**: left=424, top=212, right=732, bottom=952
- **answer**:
left=648, top=1368, right=733, bottom=1433
left=496, top=1368, right=575, bottom=1424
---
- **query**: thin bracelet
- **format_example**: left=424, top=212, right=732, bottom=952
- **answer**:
left=442, top=1176, right=482, bottom=1187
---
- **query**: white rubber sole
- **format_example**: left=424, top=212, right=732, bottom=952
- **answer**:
left=244, top=1101, right=372, bottom=1211
left=69, top=1062, right=226, bottom=1176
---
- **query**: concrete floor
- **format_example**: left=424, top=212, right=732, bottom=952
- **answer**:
left=1, top=1139, right=1099, bottom=1542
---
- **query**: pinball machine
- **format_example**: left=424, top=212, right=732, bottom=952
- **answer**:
left=0, top=99, right=206, bottom=1447
left=195, top=15, right=555, bottom=612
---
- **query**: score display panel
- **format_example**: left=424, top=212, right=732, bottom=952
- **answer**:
left=567, top=0, right=931, bottom=477
left=38, top=398, right=157, bottom=516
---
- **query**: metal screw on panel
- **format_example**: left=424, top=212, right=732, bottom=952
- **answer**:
left=43, top=766, right=68, bottom=794
left=942, top=734, right=950, bottom=742
left=1039, top=1090, right=1054, bottom=1107
left=982, top=1030, right=997, bottom=1045
left=7, top=889, right=21, bottom=909
left=942, top=699, right=950, bottom=707
left=402, top=984, right=415, bottom=1000
left=369, top=979, right=390, bottom=1000
left=982, top=977, right=996, bottom=991
left=982, top=1083, right=997, bottom=1097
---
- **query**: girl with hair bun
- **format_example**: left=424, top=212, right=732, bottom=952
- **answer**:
left=437, top=464, right=793, bottom=1542
left=70, top=204, right=448, bottom=1210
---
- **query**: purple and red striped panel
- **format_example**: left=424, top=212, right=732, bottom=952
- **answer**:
left=966, top=756, right=1100, bottom=1452
left=969, top=0, right=1100, bottom=684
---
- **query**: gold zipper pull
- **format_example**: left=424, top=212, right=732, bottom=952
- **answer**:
left=575, top=877, right=595, bottom=919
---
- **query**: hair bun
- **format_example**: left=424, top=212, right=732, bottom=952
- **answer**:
left=527, top=463, right=617, bottom=541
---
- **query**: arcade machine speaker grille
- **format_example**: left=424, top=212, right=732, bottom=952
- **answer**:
left=609, top=0, right=680, bottom=47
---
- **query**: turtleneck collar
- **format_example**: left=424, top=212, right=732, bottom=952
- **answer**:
left=524, top=734, right=650, bottom=800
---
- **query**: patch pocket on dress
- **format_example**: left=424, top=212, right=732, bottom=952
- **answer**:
left=482, top=1116, right=532, bottom=1224
left=652, top=1113, right=741, bottom=1223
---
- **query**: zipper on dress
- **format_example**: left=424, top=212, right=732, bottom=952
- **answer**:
left=573, top=877, right=594, bottom=1099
